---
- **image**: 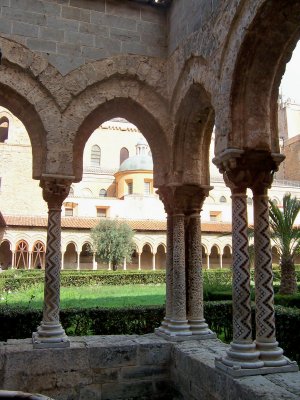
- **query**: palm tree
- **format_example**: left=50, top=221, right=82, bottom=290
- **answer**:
left=269, top=194, right=300, bottom=295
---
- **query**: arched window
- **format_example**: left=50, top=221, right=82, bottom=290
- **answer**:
left=0, top=117, right=9, bottom=143
left=120, top=147, right=129, bottom=165
left=220, top=196, right=227, bottom=203
left=32, top=241, right=45, bottom=269
left=99, top=188, right=107, bottom=197
left=91, top=145, right=101, bottom=166
left=15, top=240, right=29, bottom=269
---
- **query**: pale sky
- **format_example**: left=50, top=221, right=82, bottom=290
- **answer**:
left=280, top=41, right=300, bottom=104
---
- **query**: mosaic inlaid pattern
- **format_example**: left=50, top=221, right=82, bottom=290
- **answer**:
left=165, top=214, right=174, bottom=321
left=172, top=213, right=187, bottom=321
left=187, top=213, right=203, bottom=320
left=43, top=209, right=61, bottom=322
left=232, top=194, right=252, bottom=341
left=254, top=195, right=275, bottom=340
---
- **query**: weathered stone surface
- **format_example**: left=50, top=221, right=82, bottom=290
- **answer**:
left=0, top=337, right=299, bottom=400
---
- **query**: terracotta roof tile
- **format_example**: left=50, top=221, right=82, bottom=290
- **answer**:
left=1, top=215, right=232, bottom=233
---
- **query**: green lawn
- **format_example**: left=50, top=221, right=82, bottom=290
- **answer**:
left=0, top=283, right=166, bottom=309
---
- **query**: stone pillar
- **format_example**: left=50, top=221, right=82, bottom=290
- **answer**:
left=123, top=258, right=127, bottom=271
left=207, top=253, right=210, bottom=270
left=214, top=151, right=262, bottom=373
left=92, top=252, right=97, bottom=270
left=186, top=211, right=213, bottom=336
left=152, top=252, right=156, bottom=270
left=168, top=211, right=189, bottom=334
left=28, top=252, right=32, bottom=270
left=158, top=213, right=173, bottom=333
left=108, top=261, right=111, bottom=270
left=138, top=253, right=141, bottom=270
left=156, top=185, right=215, bottom=340
left=61, top=252, right=65, bottom=270
left=252, top=176, right=296, bottom=370
left=220, top=252, right=223, bottom=269
left=225, top=189, right=262, bottom=367
left=11, top=251, right=15, bottom=269
left=77, top=251, right=80, bottom=270
left=214, top=149, right=298, bottom=376
left=33, top=176, right=73, bottom=349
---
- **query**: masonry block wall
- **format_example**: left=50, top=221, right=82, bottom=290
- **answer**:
left=0, top=0, right=167, bottom=75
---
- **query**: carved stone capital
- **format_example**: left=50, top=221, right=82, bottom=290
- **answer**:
left=40, top=174, right=74, bottom=209
left=157, top=184, right=212, bottom=215
left=213, top=149, right=284, bottom=194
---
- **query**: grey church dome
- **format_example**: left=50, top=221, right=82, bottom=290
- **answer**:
left=119, top=138, right=153, bottom=172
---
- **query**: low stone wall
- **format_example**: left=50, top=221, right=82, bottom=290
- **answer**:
left=171, top=339, right=300, bottom=400
left=1, top=335, right=300, bottom=400
left=0, top=335, right=175, bottom=400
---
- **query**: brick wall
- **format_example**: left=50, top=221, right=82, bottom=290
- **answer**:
left=0, top=0, right=167, bottom=75
left=168, top=0, right=221, bottom=54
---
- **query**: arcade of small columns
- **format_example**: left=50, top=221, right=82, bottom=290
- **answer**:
left=33, top=151, right=298, bottom=376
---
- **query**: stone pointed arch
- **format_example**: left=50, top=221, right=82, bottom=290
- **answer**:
left=66, top=76, right=171, bottom=186
left=222, top=0, right=300, bottom=155
left=172, top=82, right=214, bottom=185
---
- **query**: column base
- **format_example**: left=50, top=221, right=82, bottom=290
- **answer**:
left=255, top=339, right=291, bottom=367
left=32, top=321, right=70, bottom=349
left=215, top=357, right=298, bottom=377
left=188, top=318, right=215, bottom=336
left=155, top=318, right=217, bottom=342
left=216, top=341, right=264, bottom=371
left=157, top=317, right=170, bottom=334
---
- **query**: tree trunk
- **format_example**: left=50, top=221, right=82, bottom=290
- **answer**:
left=279, top=257, right=298, bottom=295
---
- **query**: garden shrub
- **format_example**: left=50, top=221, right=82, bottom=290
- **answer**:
left=0, top=302, right=299, bottom=364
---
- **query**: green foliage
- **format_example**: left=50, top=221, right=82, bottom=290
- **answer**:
left=1, top=302, right=299, bottom=364
left=269, top=194, right=300, bottom=294
left=91, top=219, right=135, bottom=270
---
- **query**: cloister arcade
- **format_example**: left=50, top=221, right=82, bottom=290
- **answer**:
left=0, top=0, right=299, bottom=392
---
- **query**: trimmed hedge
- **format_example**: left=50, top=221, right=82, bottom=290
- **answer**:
left=0, top=301, right=299, bottom=364
left=0, top=271, right=166, bottom=292
left=1, top=267, right=300, bottom=293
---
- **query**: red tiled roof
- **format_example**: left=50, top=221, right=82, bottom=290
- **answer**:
left=0, top=214, right=232, bottom=233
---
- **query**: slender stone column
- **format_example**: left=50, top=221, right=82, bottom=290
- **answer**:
left=168, top=211, right=189, bottom=335
left=33, top=177, right=72, bottom=349
left=77, top=252, right=80, bottom=270
left=152, top=253, right=156, bottom=270
left=61, top=252, right=65, bottom=270
left=92, top=252, right=97, bottom=270
left=221, top=190, right=262, bottom=368
left=253, top=188, right=288, bottom=367
left=123, top=258, right=127, bottom=271
left=138, top=253, right=141, bottom=270
left=158, top=213, right=173, bottom=332
left=187, top=212, right=213, bottom=336
left=28, top=252, right=32, bottom=270
left=11, top=251, right=15, bottom=268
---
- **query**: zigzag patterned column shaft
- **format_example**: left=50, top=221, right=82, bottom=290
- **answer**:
left=254, top=194, right=287, bottom=367
left=158, top=214, right=173, bottom=333
left=187, top=213, right=212, bottom=335
left=220, top=193, right=262, bottom=369
left=33, top=179, right=70, bottom=348
left=43, top=209, right=62, bottom=323
left=231, top=194, right=252, bottom=342
left=168, top=213, right=189, bottom=335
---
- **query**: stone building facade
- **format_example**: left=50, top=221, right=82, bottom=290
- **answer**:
left=1, top=105, right=299, bottom=270
left=0, top=0, right=300, bottom=395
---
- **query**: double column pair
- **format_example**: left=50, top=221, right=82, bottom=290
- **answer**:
left=33, top=175, right=73, bottom=348
left=214, top=151, right=298, bottom=376
left=156, top=185, right=215, bottom=340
